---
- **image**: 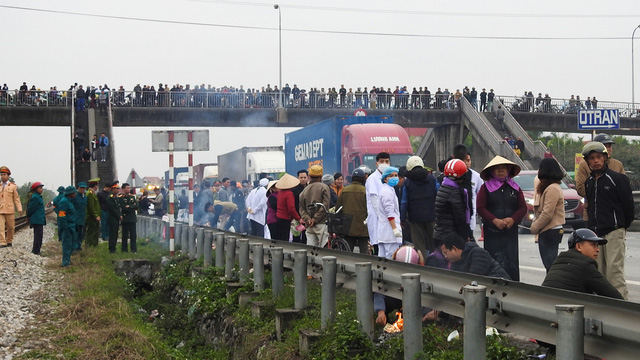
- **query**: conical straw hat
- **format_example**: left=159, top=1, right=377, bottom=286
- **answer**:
left=480, top=155, right=521, bottom=180
left=275, top=173, right=300, bottom=190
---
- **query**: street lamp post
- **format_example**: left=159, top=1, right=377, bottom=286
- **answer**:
left=274, top=4, right=282, bottom=108
left=633, top=25, right=640, bottom=112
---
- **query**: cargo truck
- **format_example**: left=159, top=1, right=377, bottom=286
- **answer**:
left=284, top=115, right=413, bottom=176
left=217, top=146, right=285, bottom=183
left=193, top=163, right=218, bottom=185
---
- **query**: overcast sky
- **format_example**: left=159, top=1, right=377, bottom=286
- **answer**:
left=2, top=0, right=639, bottom=188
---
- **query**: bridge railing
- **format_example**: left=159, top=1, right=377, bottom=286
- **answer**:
left=136, top=215, right=640, bottom=359
left=496, top=94, right=640, bottom=118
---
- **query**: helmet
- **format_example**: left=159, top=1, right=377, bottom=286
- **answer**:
left=406, top=156, right=424, bottom=171
left=593, top=133, right=614, bottom=145
left=393, top=246, right=423, bottom=265
left=568, top=228, right=607, bottom=248
left=581, top=141, right=608, bottom=158
left=358, top=165, right=372, bottom=175
left=31, top=182, right=43, bottom=191
left=351, top=168, right=365, bottom=179
left=444, top=159, right=467, bottom=179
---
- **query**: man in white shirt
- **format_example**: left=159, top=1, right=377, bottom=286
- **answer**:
left=365, top=152, right=390, bottom=256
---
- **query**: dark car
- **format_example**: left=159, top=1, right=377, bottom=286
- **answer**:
left=512, top=170, right=585, bottom=231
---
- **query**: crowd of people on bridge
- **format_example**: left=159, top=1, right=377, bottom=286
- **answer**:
left=0, top=81, right=604, bottom=114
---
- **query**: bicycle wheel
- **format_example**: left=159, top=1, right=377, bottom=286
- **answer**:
left=332, top=237, right=351, bottom=252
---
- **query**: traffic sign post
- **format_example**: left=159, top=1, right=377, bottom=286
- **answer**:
left=578, top=109, right=619, bottom=130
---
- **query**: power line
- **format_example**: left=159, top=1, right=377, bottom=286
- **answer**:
left=0, top=4, right=630, bottom=40
left=189, top=0, right=640, bottom=18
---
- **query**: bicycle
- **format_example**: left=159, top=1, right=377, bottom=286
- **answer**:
left=313, top=203, right=351, bottom=252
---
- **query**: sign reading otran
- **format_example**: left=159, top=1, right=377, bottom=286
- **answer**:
left=578, top=109, right=619, bottom=130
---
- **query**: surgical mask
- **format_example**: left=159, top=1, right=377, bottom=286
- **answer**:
left=378, top=163, right=390, bottom=172
left=387, top=177, right=399, bottom=187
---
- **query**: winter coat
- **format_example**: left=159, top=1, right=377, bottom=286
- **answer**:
left=74, top=193, right=87, bottom=226
left=530, top=183, right=564, bottom=235
left=27, top=192, right=46, bottom=225
left=433, top=180, right=469, bottom=242
left=375, top=184, right=401, bottom=244
left=542, top=249, right=623, bottom=299
left=335, top=180, right=368, bottom=237
left=86, top=189, right=101, bottom=222
left=451, top=242, right=511, bottom=279
left=57, top=196, right=77, bottom=231
left=584, top=167, right=634, bottom=236
left=400, top=167, right=437, bottom=223
left=276, top=189, right=300, bottom=222
left=119, top=194, right=139, bottom=223
left=299, top=182, right=330, bottom=225
left=0, top=181, right=22, bottom=215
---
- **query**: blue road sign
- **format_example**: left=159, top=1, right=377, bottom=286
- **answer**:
left=578, top=109, right=619, bottom=130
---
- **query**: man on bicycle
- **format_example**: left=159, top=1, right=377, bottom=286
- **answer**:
left=299, top=165, right=331, bottom=247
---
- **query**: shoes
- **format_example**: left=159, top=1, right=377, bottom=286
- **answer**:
left=0, top=245, right=7, bottom=248
left=6, top=243, right=12, bottom=247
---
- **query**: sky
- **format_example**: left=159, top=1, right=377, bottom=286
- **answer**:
left=1, top=0, right=640, bottom=189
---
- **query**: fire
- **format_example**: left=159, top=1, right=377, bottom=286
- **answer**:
left=383, top=311, right=404, bottom=333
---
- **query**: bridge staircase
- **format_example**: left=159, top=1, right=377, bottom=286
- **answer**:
left=74, top=107, right=116, bottom=185
left=458, top=97, right=528, bottom=170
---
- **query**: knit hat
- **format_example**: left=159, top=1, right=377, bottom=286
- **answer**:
left=321, top=174, right=334, bottom=185
left=309, top=165, right=323, bottom=177
left=381, top=166, right=399, bottom=181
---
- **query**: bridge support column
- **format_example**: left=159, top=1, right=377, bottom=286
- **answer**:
left=433, top=124, right=467, bottom=164
left=472, top=136, right=493, bottom=170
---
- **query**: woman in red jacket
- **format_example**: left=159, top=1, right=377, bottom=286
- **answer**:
left=272, top=173, right=301, bottom=241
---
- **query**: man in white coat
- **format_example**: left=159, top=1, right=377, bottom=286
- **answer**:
left=366, top=152, right=390, bottom=256
left=246, top=178, right=269, bottom=237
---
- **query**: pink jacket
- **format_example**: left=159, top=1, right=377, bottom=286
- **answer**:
left=0, top=182, right=22, bottom=214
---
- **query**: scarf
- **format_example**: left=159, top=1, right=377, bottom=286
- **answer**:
left=484, top=170, right=520, bottom=193
left=442, top=177, right=470, bottom=224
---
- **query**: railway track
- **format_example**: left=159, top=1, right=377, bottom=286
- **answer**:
left=15, top=208, right=55, bottom=231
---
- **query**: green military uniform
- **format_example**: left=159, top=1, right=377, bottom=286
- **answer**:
left=73, top=182, right=88, bottom=251
left=119, top=192, right=139, bottom=252
left=53, top=186, right=65, bottom=240
left=85, top=178, right=101, bottom=247
left=58, top=187, right=77, bottom=267
left=106, top=183, right=122, bottom=253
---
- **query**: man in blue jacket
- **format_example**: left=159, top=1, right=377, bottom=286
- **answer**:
left=27, top=182, right=46, bottom=255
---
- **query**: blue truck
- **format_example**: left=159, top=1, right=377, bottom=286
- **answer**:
left=284, top=115, right=413, bottom=176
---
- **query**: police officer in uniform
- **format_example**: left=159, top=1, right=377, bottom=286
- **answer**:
left=106, top=181, right=122, bottom=253
left=85, top=178, right=101, bottom=247
left=58, top=186, right=77, bottom=266
left=119, top=183, right=139, bottom=253
left=73, top=182, right=88, bottom=251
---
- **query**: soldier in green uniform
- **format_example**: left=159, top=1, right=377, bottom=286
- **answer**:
left=58, top=186, right=77, bottom=267
left=53, top=185, right=65, bottom=240
left=106, top=181, right=122, bottom=253
left=120, top=183, right=139, bottom=253
left=85, top=178, right=101, bottom=247
left=73, top=182, right=88, bottom=251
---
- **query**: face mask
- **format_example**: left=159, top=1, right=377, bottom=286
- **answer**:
left=387, top=177, right=399, bottom=187
left=378, top=163, right=390, bottom=172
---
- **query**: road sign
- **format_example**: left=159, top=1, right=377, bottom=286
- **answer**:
left=152, top=130, right=210, bottom=152
left=354, top=109, right=367, bottom=116
left=578, top=109, right=619, bottom=130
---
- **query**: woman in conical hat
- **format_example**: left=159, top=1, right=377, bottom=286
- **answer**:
left=272, top=173, right=301, bottom=241
left=476, top=155, right=527, bottom=281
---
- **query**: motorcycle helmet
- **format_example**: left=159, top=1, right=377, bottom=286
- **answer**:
left=593, top=133, right=614, bottom=145
left=443, top=159, right=467, bottom=179
left=581, top=141, right=608, bottom=158
left=358, top=165, right=372, bottom=175
left=351, top=168, right=365, bottom=180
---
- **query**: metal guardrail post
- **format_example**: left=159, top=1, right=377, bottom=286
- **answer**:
left=556, top=305, right=585, bottom=360
left=463, top=284, right=487, bottom=360
left=251, top=243, right=265, bottom=291
left=182, top=224, right=189, bottom=254
left=174, top=223, right=182, bottom=250
left=188, top=226, right=196, bottom=260
left=294, top=249, right=308, bottom=310
left=321, top=256, right=337, bottom=330
left=203, top=230, right=213, bottom=267
left=402, top=273, right=423, bottom=360
left=196, top=227, right=204, bottom=261
left=271, top=247, right=284, bottom=297
left=225, top=236, right=237, bottom=281
left=238, top=238, right=249, bottom=284
left=215, top=232, right=225, bottom=268
left=356, top=262, right=374, bottom=340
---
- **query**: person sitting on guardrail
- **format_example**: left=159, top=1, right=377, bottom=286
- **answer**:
left=440, top=234, right=510, bottom=279
left=541, top=228, right=623, bottom=299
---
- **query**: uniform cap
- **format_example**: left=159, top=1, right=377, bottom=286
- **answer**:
left=308, top=165, right=323, bottom=177
left=77, top=182, right=88, bottom=188
left=64, top=185, right=77, bottom=195
left=568, top=228, right=607, bottom=248
left=57, top=186, right=66, bottom=192
left=406, top=156, right=424, bottom=171
left=88, top=177, right=101, bottom=185
left=31, top=182, right=44, bottom=191
left=111, top=181, right=120, bottom=188
left=480, top=156, right=520, bottom=180
left=0, top=166, right=10, bottom=175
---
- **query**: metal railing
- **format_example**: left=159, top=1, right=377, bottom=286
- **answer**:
left=136, top=215, right=640, bottom=360
left=495, top=94, right=640, bottom=118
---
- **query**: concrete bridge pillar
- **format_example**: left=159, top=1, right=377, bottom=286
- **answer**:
left=432, top=124, right=468, bottom=164
left=472, top=136, right=493, bottom=170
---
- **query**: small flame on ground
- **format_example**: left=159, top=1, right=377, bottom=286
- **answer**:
left=383, top=311, right=404, bottom=333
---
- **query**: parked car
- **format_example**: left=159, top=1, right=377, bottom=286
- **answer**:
left=512, top=170, right=585, bottom=231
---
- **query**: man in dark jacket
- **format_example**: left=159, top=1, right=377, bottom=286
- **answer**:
left=120, top=183, right=139, bottom=253
left=441, top=234, right=510, bottom=279
left=582, top=142, right=634, bottom=299
left=542, top=229, right=623, bottom=299
left=401, top=156, right=437, bottom=259
left=107, top=182, right=122, bottom=254
left=336, top=168, right=369, bottom=254
left=97, top=183, right=110, bottom=240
